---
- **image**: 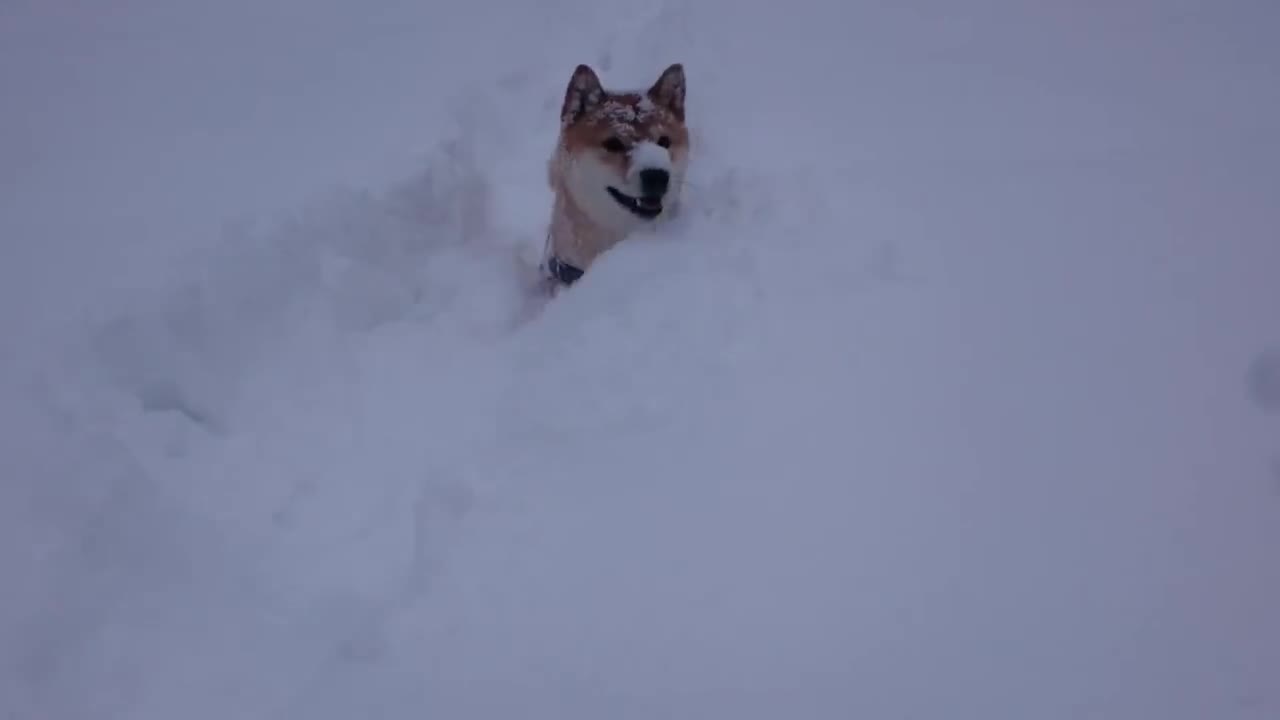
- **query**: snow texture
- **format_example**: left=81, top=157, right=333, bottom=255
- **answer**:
left=3, top=1, right=1280, bottom=719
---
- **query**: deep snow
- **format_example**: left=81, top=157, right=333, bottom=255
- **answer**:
left=3, top=1, right=1280, bottom=718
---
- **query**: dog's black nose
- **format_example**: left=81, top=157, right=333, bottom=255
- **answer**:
left=639, top=168, right=670, bottom=198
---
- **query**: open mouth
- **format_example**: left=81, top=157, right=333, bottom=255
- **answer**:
left=607, top=187, right=663, bottom=219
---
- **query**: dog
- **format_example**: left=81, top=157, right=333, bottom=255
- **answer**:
left=540, top=63, right=690, bottom=290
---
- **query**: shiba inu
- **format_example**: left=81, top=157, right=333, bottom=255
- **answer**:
left=541, top=63, right=689, bottom=289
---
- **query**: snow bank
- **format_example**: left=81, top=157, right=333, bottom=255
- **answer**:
left=3, top=1, right=1279, bottom=719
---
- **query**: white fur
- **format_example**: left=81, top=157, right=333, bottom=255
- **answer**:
left=627, top=140, right=672, bottom=182
left=565, top=153, right=649, bottom=233
left=563, top=142, right=687, bottom=235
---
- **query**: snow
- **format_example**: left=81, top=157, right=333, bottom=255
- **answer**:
left=628, top=140, right=673, bottom=175
left=3, top=1, right=1280, bottom=718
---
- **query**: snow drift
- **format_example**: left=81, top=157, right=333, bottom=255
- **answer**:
left=3, top=1, right=1279, bottom=718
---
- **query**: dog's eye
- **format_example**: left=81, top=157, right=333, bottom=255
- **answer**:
left=601, top=137, right=627, bottom=153
left=656, top=135, right=671, bottom=149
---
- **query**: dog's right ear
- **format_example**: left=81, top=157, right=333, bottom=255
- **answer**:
left=561, top=64, right=605, bottom=125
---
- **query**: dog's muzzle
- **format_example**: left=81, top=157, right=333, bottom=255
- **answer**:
left=607, top=187, right=663, bottom=219
left=639, top=168, right=670, bottom=197
left=609, top=166, right=670, bottom=220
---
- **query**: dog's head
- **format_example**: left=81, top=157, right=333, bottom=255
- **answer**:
left=553, top=63, right=690, bottom=233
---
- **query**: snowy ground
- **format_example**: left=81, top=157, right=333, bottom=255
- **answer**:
left=3, top=1, right=1280, bottom=718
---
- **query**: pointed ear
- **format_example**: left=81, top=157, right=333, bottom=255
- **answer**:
left=561, top=64, right=605, bottom=125
left=647, top=63, right=686, bottom=120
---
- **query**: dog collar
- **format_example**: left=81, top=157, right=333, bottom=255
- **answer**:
left=546, top=256, right=585, bottom=286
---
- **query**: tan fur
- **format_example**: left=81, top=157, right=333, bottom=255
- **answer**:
left=542, top=63, right=690, bottom=285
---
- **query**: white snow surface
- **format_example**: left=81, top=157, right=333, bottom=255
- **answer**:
left=3, top=1, right=1280, bottom=718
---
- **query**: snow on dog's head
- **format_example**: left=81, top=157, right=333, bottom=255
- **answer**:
left=550, top=63, right=690, bottom=233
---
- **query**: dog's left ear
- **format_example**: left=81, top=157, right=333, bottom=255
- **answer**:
left=647, top=63, right=686, bottom=121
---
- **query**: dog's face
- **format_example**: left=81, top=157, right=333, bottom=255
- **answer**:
left=555, top=63, right=690, bottom=233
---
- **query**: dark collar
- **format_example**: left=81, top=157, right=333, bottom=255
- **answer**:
left=546, top=256, right=585, bottom=286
